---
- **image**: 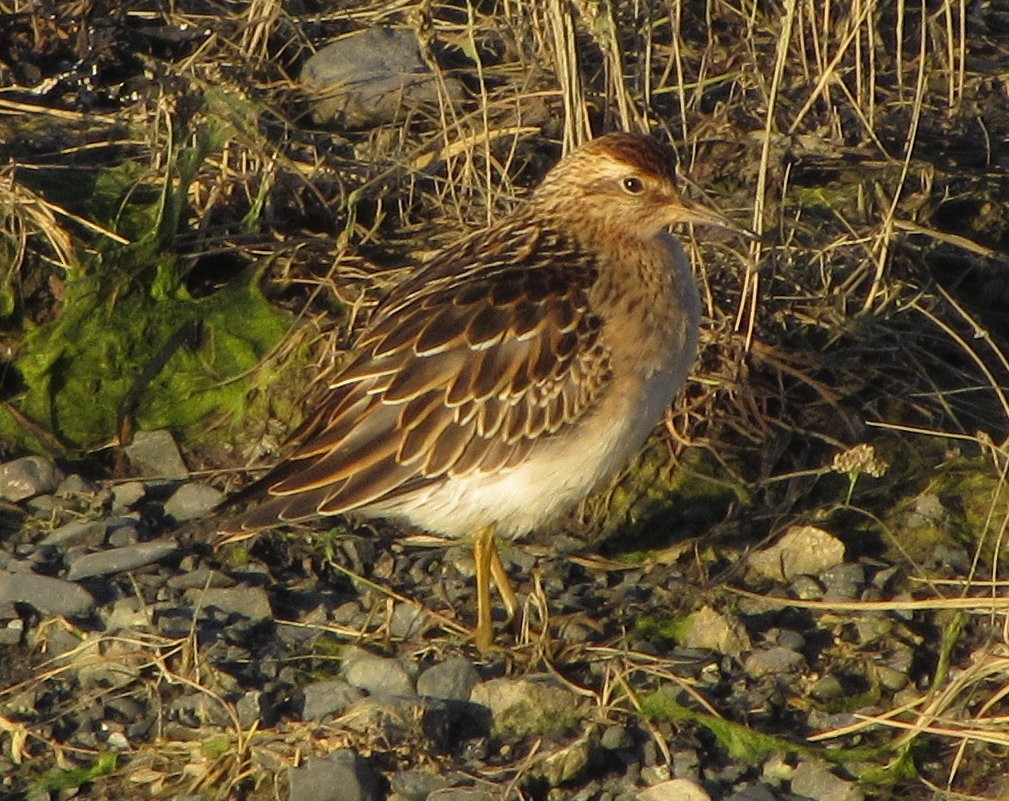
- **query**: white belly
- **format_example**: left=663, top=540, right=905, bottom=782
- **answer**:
left=369, top=347, right=695, bottom=540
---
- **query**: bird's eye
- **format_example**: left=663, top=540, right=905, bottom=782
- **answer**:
left=621, top=176, right=645, bottom=195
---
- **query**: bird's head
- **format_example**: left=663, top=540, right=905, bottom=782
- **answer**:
left=531, top=132, right=746, bottom=241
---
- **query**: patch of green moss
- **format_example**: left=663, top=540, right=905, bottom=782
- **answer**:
left=585, top=438, right=742, bottom=550
left=201, top=737, right=234, bottom=759
left=32, top=751, right=118, bottom=794
left=881, top=447, right=1009, bottom=567
left=632, top=614, right=691, bottom=645
left=641, top=688, right=920, bottom=785
left=2, top=118, right=296, bottom=455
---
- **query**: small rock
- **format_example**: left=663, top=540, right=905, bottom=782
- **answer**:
left=906, top=493, right=945, bottom=529
left=470, top=676, right=588, bottom=738
left=388, top=770, right=450, bottom=801
left=163, top=483, right=224, bottom=522
left=854, top=615, right=892, bottom=645
left=724, top=784, right=784, bottom=801
left=111, top=481, right=147, bottom=509
left=237, top=691, right=267, bottom=728
left=0, top=455, right=63, bottom=502
left=105, top=731, right=130, bottom=751
left=821, top=563, right=865, bottom=600
left=106, top=522, right=140, bottom=548
left=188, top=585, right=272, bottom=624
left=389, top=601, right=428, bottom=639
left=675, top=606, right=752, bottom=657
left=40, top=519, right=107, bottom=548
left=170, top=692, right=234, bottom=729
left=155, top=606, right=195, bottom=638
left=789, top=575, right=825, bottom=600
left=810, top=674, right=844, bottom=701
left=166, top=569, right=234, bottom=591
left=55, top=473, right=96, bottom=497
left=342, top=695, right=485, bottom=751
left=671, top=748, right=700, bottom=781
left=302, top=680, right=365, bottom=721
left=638, top=778, right=711, bottom=801
left=301, top=28, right=464, bottom=128
left=773, top=628, right=806, bottom=651
left=0, top=571, right=95, bottom=617
left=536, top=738, right=592, bottom=787
left=417, top=657, right=480, bottom=701
left=790, top=759, right=863, bottom=801
left=343, top=651, right=416, bottom=697
left=124, top=429, right=188, bottom=479
left=600, top=725, right=634, bottom=751
left=66, top=539, right=179, bottom=580
left=288, top=749, right=381, bottom=801
left=875, top=664, right=909, bottom=691
left=103, top=597, right=151, bottom=630
left=74, top=638, right=144, bottom=690
left=0, top=618, right=23, bottom=645
left=748, top=525, right=845, bottom=581
left=743, top=646, right=805, bottom=677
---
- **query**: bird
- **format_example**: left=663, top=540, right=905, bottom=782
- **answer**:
left=219, top=131, right=746, bottom=652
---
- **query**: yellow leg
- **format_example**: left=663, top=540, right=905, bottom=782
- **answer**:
left=489, top=545, right=518, bottom=626
left=473, top=525, right=495, bottom=653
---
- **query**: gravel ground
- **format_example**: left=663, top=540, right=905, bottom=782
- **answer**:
left=3, top=4, right=1009, bottom=800
left=0, top=441, right=998, bottom=801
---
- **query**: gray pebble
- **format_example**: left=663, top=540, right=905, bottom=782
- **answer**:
left=103, top=597, right=151, bottom=631
left=237, top=691, right=266, bottom=728
left=171, top=692, right=233, bottom=729
left=773, top=628, right=806, bottom=651
left=302, top=680, right=365, bottom=721
left=66, top=539, right=179, bottom=580
left=106, top=523, right=140, bottom=548
left=342, top=695, right=484, bottom=751
left=0, top=455, right=63, bottom=501
left=389, top=601, right=428, bottom=639
left=671, top=748, right=701, bottom=781
left=875, top=664, right=909, bottom=691
left=417, top=657, right=480, bottom=701
left=55, top=473, right=96, bottom=497
left=821, top=563, right=865, bottom=600
left=111, top=481, right=147, bottom=509
left=789, top=574, right=824, bottom=599
left=810, top=674, right=844, bottom=701
left=723, top=784, right=784, bottom=801
left=155, top=606, right=195, bottom=638
left=599, top=725, right=633, bottom=751
left=388, top=769, right=451, bottom=801
left=40, top=519, right=107, bottom=548
left=125, top=429, right=188, bottom=479
left=0, top=570, right=95, bottom=617
left=906, top=493, right=944, bottom=528
left=26, top=493, right=66, bottom=513
left=470, top=676, right=589, bottom=738
left=301, top=28, right=464, bottom=129
left=743, top=646, right=806, bottom=677
left=343, top=651, right=416, bottom=697
left=187, top=585, right=272, bottom=624
left=288, top=749, right=380, bottom=801
left=163, top=483, right=224, bottom=522
left=791, top=759, right=863, bottom=801
left=0, top=618, right=23, bottom=645
left=535, top=738, right=593, bottom=786
left=166, top=569, right=235, bottom=591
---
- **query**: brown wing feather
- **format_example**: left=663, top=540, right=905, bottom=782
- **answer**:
left=223, top=218, right=614, bottom=531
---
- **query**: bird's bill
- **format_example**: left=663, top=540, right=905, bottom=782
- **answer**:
left=674, top=197, right=758, bottom=240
